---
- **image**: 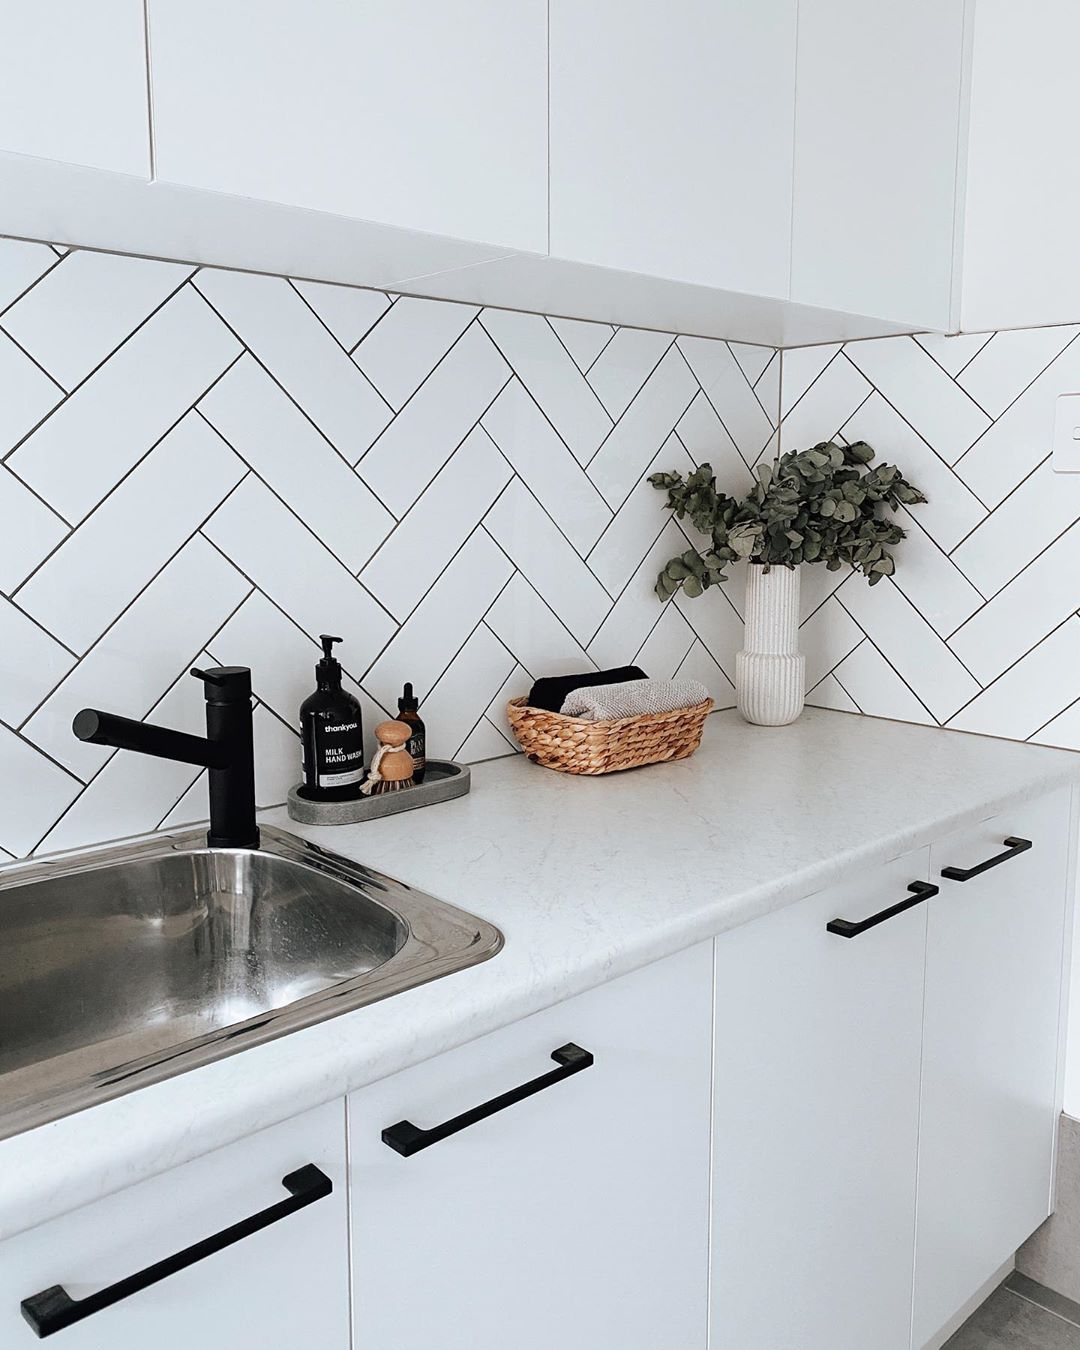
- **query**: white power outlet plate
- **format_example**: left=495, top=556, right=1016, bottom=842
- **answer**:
left=1052, top=393, right=1080, bottom=472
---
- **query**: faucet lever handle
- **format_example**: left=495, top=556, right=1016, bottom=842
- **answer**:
left=190, top=666, right=253, bottom=703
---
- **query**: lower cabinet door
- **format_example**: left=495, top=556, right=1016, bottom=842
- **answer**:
left=348, top=942, right=714, bottom=1350
left=710, top=848, right=931, bottom=1350
left=913, top=787, right=1074, bottom=1347
left=0, top=1100, right=350, bottom=1350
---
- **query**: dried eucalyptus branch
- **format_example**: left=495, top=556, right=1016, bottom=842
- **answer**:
left=649, top=440, right=927, bottom=602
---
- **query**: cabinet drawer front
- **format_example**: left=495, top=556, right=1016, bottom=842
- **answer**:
left=711, top=847, right=931, bottom=1350
left=914, top=786, right=1074, bottom=1347
left=349, top=943, right=713, bottom=1350
left=0, top=1100, right=349, bottom=1350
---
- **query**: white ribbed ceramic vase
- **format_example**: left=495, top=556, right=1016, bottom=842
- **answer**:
left=736, top=564, right=805, bottom=726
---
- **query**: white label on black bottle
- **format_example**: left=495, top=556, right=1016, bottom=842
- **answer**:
left=313, top=719, right=364, bottom=788
left=319, top=766, right=364, bottom=787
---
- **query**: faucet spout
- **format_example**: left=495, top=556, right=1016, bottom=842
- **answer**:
left=72, top=709, right=226, bottom=770
left=72, top=665, right=260, bottom=850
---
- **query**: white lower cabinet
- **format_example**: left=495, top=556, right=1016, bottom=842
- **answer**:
left=709, top=785, right=1074, bottom=1350
left=711, top=847, right=931, bottom=1350
left=0, top=1100, right=350, bottom=1350
left=913, top=787, right=1073, bottom=1346
left=347, top=941, right=714, bottom=1350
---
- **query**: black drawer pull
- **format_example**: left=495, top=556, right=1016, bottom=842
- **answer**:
left=941, top=836, right=1032, bottom=882
left=827, top=881, right=939, bottom=939
left=383, top=1043, right=594, bottom=1157
left=20, top=1164, right=332, bottom=1338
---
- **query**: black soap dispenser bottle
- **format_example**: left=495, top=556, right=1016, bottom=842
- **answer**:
left=300, top=635, right=365, bottom=801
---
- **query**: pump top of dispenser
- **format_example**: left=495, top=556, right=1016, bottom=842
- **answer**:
left=316, top=634, right=345, bottom=687
left=398, top=681, right=419, bottom=713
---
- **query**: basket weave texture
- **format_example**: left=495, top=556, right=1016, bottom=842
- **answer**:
left=506, top=696, right=713, bottom=775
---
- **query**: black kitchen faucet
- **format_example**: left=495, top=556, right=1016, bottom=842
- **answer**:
left=73, top=666, right=259, bottom=850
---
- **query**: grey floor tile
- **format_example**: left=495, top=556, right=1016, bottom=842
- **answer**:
left=1007, top=1272, right=1080, bottom=1329
left=945, top=1287, right=1080, bottom=1349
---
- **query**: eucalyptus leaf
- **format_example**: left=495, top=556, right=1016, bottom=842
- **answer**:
left=649, top=441, right=926, bottom=598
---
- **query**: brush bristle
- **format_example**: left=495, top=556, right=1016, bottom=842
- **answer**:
left=368, top=777, right=415, bottom=795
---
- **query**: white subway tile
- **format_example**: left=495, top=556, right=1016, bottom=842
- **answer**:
left=194, top=268, right=392, bottom=461
left=3, top=250, right=192, bottom=389
left=845, top=336, right=991, bottom=462
left=358, top=322, right=509, bottom=515
left=203, top=476, right=394, bottom=671
left=590, top=345, right=698, bottom=508
left=482, top=379, right=611, bottom=555
left=198, top=355, right=393, bottom=571
left=0, top=724, right=81, bottom=855
left=0, top=465, right=67, bottom=593
left=7, top=286, right=240, bottom=522
left=587, top=327, right=673, bottom=419
left=0, top=330, right=63, bottom=456
left=485, top=479, right=610, bottom=644
left=17, top=412, right=245, bottom=653
left=362, top=424, right=511, bottom=621
left=291, top=279, right=390, bottom=350
left=354, top=295, right=477, bottom=409
left=23, top=537, right=251, bottom=777
left=481, top=307, right=611, bottom=464
left=364, top=529, right=513, bottom=712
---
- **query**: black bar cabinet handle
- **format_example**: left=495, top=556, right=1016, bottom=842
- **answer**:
left=383, top=1043, right=594, bottom=1157
left=20, top=1164, right=332, bottom=1339
left=827, top=880, right=939, bottom=939
left=941, top=836, right=1032, bottom=883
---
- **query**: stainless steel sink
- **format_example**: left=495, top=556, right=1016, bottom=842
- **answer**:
left=0, top=825, right=503, bottom=1140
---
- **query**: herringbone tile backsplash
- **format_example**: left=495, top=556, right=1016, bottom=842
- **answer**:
left=1, top=235, right=1077, bottom=860
left=0, top=237, right=780, bottom=858
left=796, top=329, right=1080, bottom=747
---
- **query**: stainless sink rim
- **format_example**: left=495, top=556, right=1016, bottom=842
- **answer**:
left=0, top=824, right=503, bottom=1141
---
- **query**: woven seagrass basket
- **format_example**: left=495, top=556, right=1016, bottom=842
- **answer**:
left=506, top=696, right=713, bottom=775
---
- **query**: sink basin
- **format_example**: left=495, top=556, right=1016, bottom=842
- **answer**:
left=0, top=825, right=502, bottom=1140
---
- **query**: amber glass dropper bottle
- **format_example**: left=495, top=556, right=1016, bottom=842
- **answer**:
left=397, top=682, right=426, bottom=784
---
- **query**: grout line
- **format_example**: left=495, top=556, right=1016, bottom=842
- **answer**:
left=0, top=321, right=68, bottom=395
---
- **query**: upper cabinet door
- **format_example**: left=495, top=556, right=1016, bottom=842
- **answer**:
left=789, top=0, right=970, bottom=331
left=959, top=0, right=1080, bottom=331
left=0, top=0, right=150, bottom=176
left=549, top=0, right=797, bottom=299
left=147, top=0, right=548, bottom=252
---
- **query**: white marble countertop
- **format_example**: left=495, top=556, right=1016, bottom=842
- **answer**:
left=2, top=708, right=1078, bottom=1241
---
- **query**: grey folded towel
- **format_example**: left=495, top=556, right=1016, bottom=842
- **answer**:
left=560, top=677, right=710, bottom=721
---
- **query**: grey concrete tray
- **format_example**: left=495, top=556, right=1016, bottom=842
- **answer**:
left=286, top=759, right=470, bottom=825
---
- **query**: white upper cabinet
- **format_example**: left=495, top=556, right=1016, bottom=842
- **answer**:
left=549, top=0, right=797, bottom=299
left=789, top=0, right=970, bottom=332
left=959, top=0, right=1080, bottom=332
left=0, top=0, right=150, bottom=177
left=147, top=0, right=548, bottom=253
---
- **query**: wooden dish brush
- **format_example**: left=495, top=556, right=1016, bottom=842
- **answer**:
left=360, top=720, right=416, bottom=795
